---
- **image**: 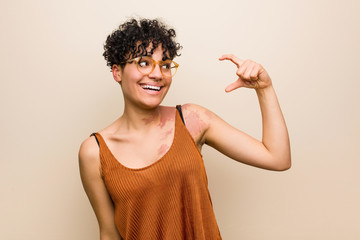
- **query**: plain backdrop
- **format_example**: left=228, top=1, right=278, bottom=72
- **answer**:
left=1, top=0, right=359, bottom=239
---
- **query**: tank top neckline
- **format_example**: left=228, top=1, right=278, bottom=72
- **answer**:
left=95, top=110, right=181, bottom=172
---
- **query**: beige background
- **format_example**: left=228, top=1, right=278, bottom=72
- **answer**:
left=1, top=0, right=359, bottom=239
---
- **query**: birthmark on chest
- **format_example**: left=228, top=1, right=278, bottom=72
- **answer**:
left=142, top=113, right=157, bottom=125
left=160, top=128, right=173, bottom=140
left=158, top=110, right=174, bottom=128
left=141, top=108, right=175, bottom=128
left=158, top=144, right=170, bottom=156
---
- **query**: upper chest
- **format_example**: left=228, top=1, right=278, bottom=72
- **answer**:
left=102, top=119, right=203, bottom=169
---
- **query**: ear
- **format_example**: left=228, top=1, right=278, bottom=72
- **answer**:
left=112, top=65, right=122, bottom=83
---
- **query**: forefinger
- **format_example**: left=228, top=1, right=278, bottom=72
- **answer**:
left=219, top=54, right=244, bottom=67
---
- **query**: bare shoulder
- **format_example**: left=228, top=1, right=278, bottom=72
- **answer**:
left=180, top=103, right=216, bottom=146
left=78, top=135, right=101, bottom=176
left=181, top=103, right=215, bottom=124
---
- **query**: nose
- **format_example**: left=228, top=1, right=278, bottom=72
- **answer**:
left=148, top=63, right=163, bottom=80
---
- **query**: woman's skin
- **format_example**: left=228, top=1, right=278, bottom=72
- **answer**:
left=79, top=46, right=291, bottom=239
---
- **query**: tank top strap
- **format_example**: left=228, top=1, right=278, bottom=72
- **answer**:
left=91, top=132, right=100, bottom=146
left=89, top=132, right=116, bottom=168
left=176, top=105, right=185, bottom=125
left=90, top=132, right=108, bottom=152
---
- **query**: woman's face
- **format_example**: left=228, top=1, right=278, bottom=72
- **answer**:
left=113, top=45, right=173, bottom=110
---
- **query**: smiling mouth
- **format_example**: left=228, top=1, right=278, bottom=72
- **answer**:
left=141, top=84, right=162, bottom=92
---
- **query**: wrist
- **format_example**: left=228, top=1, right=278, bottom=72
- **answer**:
left=255, top=84, right=274, bottom=97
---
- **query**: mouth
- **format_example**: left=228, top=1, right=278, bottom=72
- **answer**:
left=140, top=84, right=162, bottom=92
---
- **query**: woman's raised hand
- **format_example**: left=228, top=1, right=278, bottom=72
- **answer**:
left=219, top=54, right=272, bottom=92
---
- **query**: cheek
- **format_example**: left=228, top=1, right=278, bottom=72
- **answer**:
left=162, top=79, right=172, bottom=91
left=122, top=66, right=143, bottom=80
left=121, top=74, right=142, bottom=89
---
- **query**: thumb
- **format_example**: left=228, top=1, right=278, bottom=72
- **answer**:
left=225, top=78, right=242, bottom=92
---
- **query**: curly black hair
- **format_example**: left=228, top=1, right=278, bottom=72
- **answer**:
left=103, top=18, right=182, bottom=70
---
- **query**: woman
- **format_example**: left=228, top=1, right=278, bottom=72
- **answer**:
left=79, top=18, right=291, bottom=240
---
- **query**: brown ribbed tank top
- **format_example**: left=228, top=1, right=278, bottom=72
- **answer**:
left=93, top=108, right=222, bottom=240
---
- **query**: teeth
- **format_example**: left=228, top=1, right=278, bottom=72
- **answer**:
left=141, top=85, right=161, bottom=91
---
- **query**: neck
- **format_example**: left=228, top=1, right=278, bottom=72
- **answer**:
left=120, top=104, right=163, bottom=131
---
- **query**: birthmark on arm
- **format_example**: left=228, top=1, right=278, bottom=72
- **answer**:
left=185, top=106, right=214, bottom=146
left=186, top=111, right=206, bottom=138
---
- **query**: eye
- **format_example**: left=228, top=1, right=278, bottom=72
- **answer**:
left=138, top=58, right=151, bottom=68
left=161, top=61, right=172, bottom=70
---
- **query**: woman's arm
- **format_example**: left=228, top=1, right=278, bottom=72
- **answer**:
left=185, top=54, right=291, bottom=171
left=79, top=137, right=122, bottom=240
